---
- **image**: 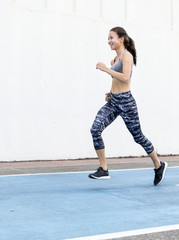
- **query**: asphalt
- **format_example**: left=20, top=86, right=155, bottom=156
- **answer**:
left=115, top=229, right=179, bottom=240
left=0, top=155, right=178, bottom=176
left=0, top=155, right=179, bottom=240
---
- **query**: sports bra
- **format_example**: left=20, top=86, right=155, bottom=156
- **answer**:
left=110, top=49, right=132, bottom=77
left=110, top=57, right=123, bottom=72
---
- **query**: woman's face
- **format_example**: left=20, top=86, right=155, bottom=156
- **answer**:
left=108, top=31, right=123, bottom=50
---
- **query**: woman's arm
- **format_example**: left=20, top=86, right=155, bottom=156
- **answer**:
left=96, top=52, right=133, bottom=83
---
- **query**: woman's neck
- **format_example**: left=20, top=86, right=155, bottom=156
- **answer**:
left=116, top=46, right=126, bottom=58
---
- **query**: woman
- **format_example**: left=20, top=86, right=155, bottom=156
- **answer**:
left=89, top=27, right=167, bottom=185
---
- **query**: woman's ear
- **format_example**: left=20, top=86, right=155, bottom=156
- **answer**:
left=120, top=36, right=124, bottom=44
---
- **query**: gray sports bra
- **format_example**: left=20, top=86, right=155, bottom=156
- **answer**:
left=110, top=58, right=123, bottom=72
left=110, top=50, right=132, bottom=77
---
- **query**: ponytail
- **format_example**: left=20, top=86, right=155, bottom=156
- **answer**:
left=110, top=27, right=137, bottom=65
left=124, top=36, right=137, bottom=65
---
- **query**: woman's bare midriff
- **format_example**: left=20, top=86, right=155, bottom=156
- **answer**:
left=110, top=77, right=131, bottom=93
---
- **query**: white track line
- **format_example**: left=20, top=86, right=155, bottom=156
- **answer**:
left=65, top=224, right=179, bottom=240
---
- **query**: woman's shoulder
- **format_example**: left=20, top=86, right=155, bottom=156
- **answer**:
left=124, top=50, right=133, bottom=58
left=122, top=50, right=133, bottom=63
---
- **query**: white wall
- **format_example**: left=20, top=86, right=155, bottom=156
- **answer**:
left=0, top=0, right=179, bottom=161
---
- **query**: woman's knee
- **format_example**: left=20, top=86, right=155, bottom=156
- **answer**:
left=90, top=122, right=102, bottom=137
left=133, top=134, right=143, bottom=144
left=133, top=134, right=154, bottom=154
left=90, top=127, right=96, bottom=137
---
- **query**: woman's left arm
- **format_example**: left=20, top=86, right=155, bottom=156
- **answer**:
left=96, top=53, right=133, bottom=83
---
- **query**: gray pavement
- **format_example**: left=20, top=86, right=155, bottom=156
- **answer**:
left=0, top=155, right=178, bottom=175
left=0, top=155, right=179, bottom=239
left=112, top=229, right=179, bottom=240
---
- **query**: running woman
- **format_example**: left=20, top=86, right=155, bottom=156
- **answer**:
left=89, top=27, right=167, bottom=185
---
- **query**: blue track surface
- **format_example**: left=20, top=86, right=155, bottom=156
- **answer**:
left=0, top=167, right=179, bottom=240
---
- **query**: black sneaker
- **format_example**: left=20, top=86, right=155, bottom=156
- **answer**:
left=88, top=167, right=110, bottom=179
left=154, top=161, right=168, bottom=186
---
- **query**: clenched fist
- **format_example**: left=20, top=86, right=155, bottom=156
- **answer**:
left=96, top=62, right=107, bottom=72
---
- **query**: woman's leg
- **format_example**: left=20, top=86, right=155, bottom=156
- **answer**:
left=121, top=106, right=155, bottom=158
left=123, top=112, right=167, bottom=185
left=96, top=148, right=107, bottom=171
left=117, top=93, right=155, bottom=162
left=89, top=102, right=118, bottom=178
left=121, top=94, right=167, bottom=185
left=148, top=149, right=161, bottom=169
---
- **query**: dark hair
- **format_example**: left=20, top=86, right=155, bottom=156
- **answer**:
left=110, top=27, right=137, bottom=65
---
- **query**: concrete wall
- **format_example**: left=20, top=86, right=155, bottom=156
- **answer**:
left=0, top=0, right=179, bottom=161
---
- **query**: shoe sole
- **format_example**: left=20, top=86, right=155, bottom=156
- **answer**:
left=155, top=162, right=168, bottom=186
left=88, top=175, right=110, bottom=180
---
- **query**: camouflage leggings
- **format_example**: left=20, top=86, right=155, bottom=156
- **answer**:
left=90, top=91, right=154, bottom=154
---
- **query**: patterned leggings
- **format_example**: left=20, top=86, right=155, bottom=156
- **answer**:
left=90, top=91, right=154, bottom=154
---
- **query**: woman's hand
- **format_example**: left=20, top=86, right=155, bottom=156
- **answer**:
left=96, top=62, right=107, bottom=72
left=105, top=92, right=110, bottom=101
